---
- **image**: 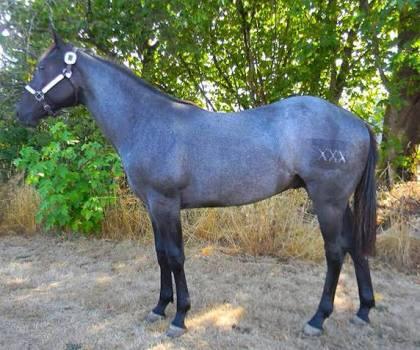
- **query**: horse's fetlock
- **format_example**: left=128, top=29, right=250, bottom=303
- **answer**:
left=160, top=287, right=174, bottom=303
left=360, top=287, right=375, bottom=308
left=361, top=297, right=375, bottom=309
left=320, top=301, right=333, bottom=318
left=178, top=297, right=191, bottom=312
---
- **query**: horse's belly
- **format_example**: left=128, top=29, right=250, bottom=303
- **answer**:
left=180, top=157, right=293, bottom=208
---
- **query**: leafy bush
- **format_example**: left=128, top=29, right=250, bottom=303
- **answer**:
left=0, top=122, right=30, bottom=181
left=0, top=117, right=58, bottom=182
left=14, top=121, right=123, bottom=234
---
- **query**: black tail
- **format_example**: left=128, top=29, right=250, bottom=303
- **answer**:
left=354, top=126, right=377, bottom=256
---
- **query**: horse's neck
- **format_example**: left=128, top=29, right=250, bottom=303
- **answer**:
left=77, top=52, right=169, bottom=151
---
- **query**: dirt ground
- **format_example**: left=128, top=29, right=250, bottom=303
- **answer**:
left=0, top=234, right=419, bottom=350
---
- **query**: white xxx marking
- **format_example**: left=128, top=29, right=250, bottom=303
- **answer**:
left=318, top=148, right=346, bottom=163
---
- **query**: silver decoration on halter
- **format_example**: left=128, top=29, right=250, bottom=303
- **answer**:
left=64, top=51, right=77, bottom=65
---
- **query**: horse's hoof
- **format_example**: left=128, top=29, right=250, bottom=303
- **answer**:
left=350, top=315, right=369, bottom=326
left=166, top=324, right=187, bottom=338
left=145, top=311, right=165, bottom=323
left=303, top=323, right=322, bottom=336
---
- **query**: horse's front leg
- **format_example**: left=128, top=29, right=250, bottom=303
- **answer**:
left=147, top=192, right=191, bottom=337
left=145, top=219, right=174, bottom=323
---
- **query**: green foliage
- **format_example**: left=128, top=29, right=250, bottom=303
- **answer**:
left=0, top=119, right=54, bottom=181
left=0, top=0, right=387, bottom=112
left=14, top=121, right=123, bottom=233
left=0, top=0, right=418, bottom=233
left=0, top=121, right=31, bottom=181
left=380, top=134, right=418, bottom=173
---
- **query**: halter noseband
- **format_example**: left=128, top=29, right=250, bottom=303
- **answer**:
left=25, top=50, right=79, bottom=115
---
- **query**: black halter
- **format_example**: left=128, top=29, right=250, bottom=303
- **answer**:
left=25, top=50, right=79, bottom=115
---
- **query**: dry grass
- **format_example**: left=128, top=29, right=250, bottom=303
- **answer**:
left=376, top=181, right=420, bottom=271
left=0, top=234, right=419, bottom=350
left=376, top=215, right=420, bottom=271
left=181, top=191, right=323, bottom=261
left=101, top=189, right=324, bottom=262
left=0, top=178, right=419, bottom=348
left=101, top=187, right=151, bottom=241
left=377, top=181, right=420, bottom=223
left=1, top=178, right=419, bottom=271
left=0, top=180, right=39, bottom=235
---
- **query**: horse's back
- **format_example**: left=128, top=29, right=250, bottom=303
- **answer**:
left=127, top=95, right=371, bottom=208
left=176, top=96, right=370, bottom=207
left=271, top=95, right=368, bottom=136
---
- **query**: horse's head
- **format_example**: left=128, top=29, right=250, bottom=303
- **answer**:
left=16, top=32, right=80, bottom=126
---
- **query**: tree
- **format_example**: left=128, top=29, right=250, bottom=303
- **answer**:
left=1, top=0, right=417, bottom=189
left=360, top=0, right=419, bottom=186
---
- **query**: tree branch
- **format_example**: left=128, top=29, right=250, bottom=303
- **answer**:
left=236, top=0, right=262, bottom=106
left=359, top=0, right=390, bottom=91
left=210, top=50, right=245, bottom=110
left=178, top=55, right=216, bottom=111
left=329, top=28, right=357, bottom=103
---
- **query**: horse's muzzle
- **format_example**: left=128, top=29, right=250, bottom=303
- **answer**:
left=16, top=111, right=37, bottom=128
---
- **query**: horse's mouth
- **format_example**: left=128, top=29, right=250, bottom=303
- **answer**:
left=16, top=112, right=38, bottom=128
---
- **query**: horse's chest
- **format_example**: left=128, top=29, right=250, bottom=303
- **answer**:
left=121, top=150, right=187, bottom=198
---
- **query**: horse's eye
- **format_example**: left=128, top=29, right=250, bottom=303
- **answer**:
left=38, top=66, right=45, bottom=71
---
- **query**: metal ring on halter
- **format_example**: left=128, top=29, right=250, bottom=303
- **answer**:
left=43, top=103, right=53, bottom=113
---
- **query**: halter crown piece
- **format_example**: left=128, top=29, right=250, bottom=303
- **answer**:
left=25, top=49, right=78, bottom=115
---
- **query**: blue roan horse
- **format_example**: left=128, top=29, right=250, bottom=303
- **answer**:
left=17, top=33, right=377, bottom=338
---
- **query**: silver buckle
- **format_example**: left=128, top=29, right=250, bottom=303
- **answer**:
left=63, top=68, right=72, bottom=79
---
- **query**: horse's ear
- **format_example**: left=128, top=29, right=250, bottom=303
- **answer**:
left=52, top=30, right=65, bottom=48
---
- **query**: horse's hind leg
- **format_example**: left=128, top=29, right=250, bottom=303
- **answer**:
left=304, top=197, right=348, bottom=336
left=344, top=207, right=375, bottom=325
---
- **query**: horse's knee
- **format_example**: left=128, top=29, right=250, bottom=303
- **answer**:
left=166, top=251, right=185, bottom=272
left=324, top=243, right=345, bottom=263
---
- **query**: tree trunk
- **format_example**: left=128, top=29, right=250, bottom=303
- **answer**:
left=381, top=4, right=420, bottom=187
left=382, top=91, right=420, bottom=187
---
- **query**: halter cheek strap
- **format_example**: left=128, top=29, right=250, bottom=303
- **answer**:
left=25, top=50, right=79, bottom=115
